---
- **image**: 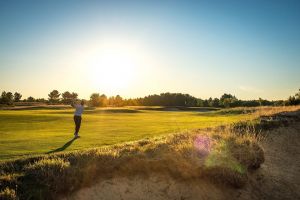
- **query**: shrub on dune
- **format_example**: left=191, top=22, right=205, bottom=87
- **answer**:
left=23, top=157, right=70, bottom=198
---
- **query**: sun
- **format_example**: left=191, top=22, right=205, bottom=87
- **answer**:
left=87, top=43, right=139, bottom=92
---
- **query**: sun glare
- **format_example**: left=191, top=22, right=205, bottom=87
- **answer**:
left=87, top=42, right=140, bottom=92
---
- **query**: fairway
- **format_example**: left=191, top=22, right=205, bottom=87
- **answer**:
left=0, top=107, right=251, bottom=160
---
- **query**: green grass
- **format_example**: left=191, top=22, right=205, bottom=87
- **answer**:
left=0, top=107, right=252, bottom=160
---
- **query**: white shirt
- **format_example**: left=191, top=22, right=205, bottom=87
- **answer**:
left=74, top=104, right=84, bottom=116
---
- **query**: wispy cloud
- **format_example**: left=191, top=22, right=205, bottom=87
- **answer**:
left=238, top=86, right=263, bottom=93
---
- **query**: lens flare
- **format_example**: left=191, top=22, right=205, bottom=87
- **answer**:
left=193, top=135, right=213, bottom=157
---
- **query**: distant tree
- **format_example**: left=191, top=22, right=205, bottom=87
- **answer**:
left=140, top=93, right=199, bottom=106
left=273, top=100, right=285, bottom=106
left=114, top=95, right=123, bottom=107
left=185, top=94, right=198, bottom=106
left=208, top=97, right=213, bottom=107
left=13, top=92, right=22, bottom=102
left=61, top=91, right=78, bottom=104
left=5, top=90, right=300, bottom=107
left=220, top=93, right=238, bottom=108
left=1, top=94, right=6, bottom=103
left=89, top=93, right=107, bottom=107
left=6, top=92, right=13, bottom=105
left=261, top=99, right=272, bottom=106
left=48, top=90, right=60, bottom=103
left=108, top=96, right=115, bottom=106
left=222, top=98, right=231, bottom=108
left=196, top=99, right=204, bottom=107
left=62, top=91, right=71, bottom=104
left=258, top=98, right=263, bottom=106
left=71, top=92, right=78, bottom=101
left=36, top=98, right=47, bottom=103
left=81, top=99, right=88, bottom=105
left=295, top=89, right=300, bottom=100
left=202, top=99, right=209, bottom=107
left=241, top=100, right=260, bottom=107
left=212, top=98, right=220, bottom=107
left=0, top=91, right=14, bottom=105
left=27, top=96, right=35, bottom=102
left=125, top=98, right=139, bottom=106
left=99, top=94, right=108, bottom=107
left=286, top=96, right=297, bottom=105
left=5, top=92, right=13, bottom=105
left=285, top=89, right=300, bottom=105
left=90, top=93, right=101, bottom=107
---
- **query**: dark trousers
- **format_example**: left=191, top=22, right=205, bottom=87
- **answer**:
left=74, top=115, right=82, bottom=134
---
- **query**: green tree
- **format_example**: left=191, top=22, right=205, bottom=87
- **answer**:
left=71, top=92, right=78, bottom=101
left=208, top=97, right=213, bottom=107
left=90, top=93, right=101, bottom=107
left=27, top=96, right=35, bottom=102
left=61, top=91, right=78, bottom=104
left=295, top=89, right=300, bottom=100
left=286, top=89, right=300, bottom=105
left=89, top=93, right=107, bottom=107
left=114, top=95, right=123, bottom=107
left=0, top=91, right=6, bottom=104
left=6, top=92, right=13, bottom=104
left=36, top=98, right=47, bottom=103
left=99, top=94, right=108, bottom=107
left=212, top=98, right=220, bottom=107
left=48, top=90, right=60, bottom=103
left=0, top=91, right=14, bottom=105
left=125, top=98, right=139, bottom=106
left=108, top=96, right=115, bottom=106
left=202, top=99, right=209, bottom=107
left=13, top=92, right=22, bottom=102
left=62, top=91, right=71, bottom=104
left=258, top=98, right=263, bottom=106
left=220, top=93, right=238, bottom=108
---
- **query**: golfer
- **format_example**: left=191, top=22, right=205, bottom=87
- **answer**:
left=71, top=100, right=84, bottom=138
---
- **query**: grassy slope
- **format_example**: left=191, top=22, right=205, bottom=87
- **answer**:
left=0, top=107, right=251, bottom=160
left=0, top=106, right=299, bottom=200
left=0, top=123, right=264, bottom=200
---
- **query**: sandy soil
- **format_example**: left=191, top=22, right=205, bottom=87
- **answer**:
left=64, top=123, right=300, bottom=200
left=238, top=123, right=300, bottom=200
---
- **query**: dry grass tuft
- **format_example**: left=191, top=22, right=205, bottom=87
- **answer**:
left=0, top=187, right=16, bottom=200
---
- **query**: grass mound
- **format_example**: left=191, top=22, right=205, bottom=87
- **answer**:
left=0, top=127, right=264, bottom=200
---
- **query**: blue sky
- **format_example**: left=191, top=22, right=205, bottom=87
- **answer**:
left=0, top=0, right=299, bottom=100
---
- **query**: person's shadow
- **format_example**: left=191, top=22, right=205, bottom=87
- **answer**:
left=47, top=137, right=78, bottom=154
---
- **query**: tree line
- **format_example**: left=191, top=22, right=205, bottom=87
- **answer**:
left=1, top=89, right=299, bottom=108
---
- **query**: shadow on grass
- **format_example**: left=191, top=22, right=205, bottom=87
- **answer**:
left=47, top=137, right=78, bottom=154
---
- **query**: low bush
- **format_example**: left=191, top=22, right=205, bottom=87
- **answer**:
left=21, top=158, right=70, bottom=199
left=0, top=187, right=16, bottom=200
